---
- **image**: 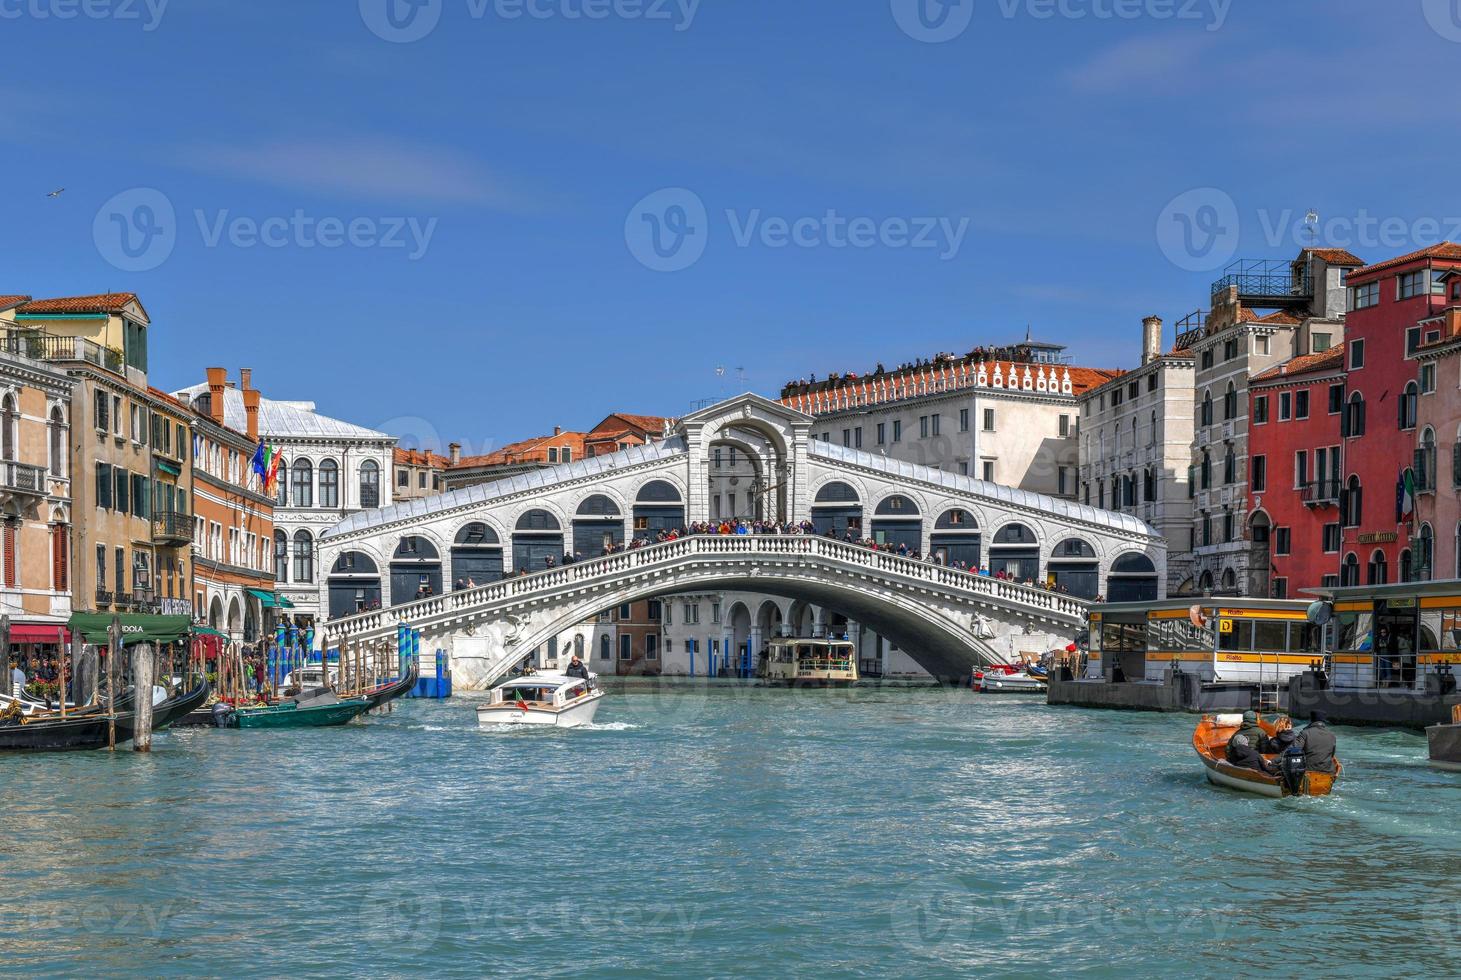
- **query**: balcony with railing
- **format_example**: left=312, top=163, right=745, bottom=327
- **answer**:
left=1300, top=479, right=1341, bottom=507
left=0, top=330, right=125, bottom=375
left=152, top=509, right=194, bottom=546
left=94, top=589, right=112, bottom=609
left=0, top=460, right=47, bottom=497
left=1210, top=259, right=1313, bottom=308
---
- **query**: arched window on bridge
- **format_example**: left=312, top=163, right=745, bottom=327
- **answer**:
left=327, top=551, right=381, bottom=619
left=1107, top=552, right=1158, bottom=603
left=811, top=481, right=862, bottom=538
left=633, top=481, right=684, bottom=542
left=1048, top=538, right=1098, bottom=599
left=871, top=495, right=921, bottom=552
left=989, top=523, right=1039, bottom=582
left=514, top=509, right=564, bottom=573
left=574, top=494, right=624, bottom=556
left=930, top=509, right=980, bottom=568
left=452, top=522, right=503, bottom=590
left=391, top=536, right=442, bottom=604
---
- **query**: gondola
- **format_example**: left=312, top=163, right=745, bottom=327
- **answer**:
left=1192, top=713, right=1341, bottom=798
left=222, top=694, right=373, bottom=729
left=361, top=662, right=418, bottom=710
left=0, top=682, right=210, bottom=752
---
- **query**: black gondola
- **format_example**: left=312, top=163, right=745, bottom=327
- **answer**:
left=0, top=683, right=210, bottom=752
left=362, top=662, right=419, bottom=710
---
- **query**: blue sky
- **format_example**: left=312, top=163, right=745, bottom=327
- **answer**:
left=6, top=0, right=1459, bottom=455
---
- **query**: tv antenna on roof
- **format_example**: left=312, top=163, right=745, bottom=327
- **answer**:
left=1305, top=209, right=1320, bottom=247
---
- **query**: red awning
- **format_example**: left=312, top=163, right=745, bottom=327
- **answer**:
left=8, top=624, right=70, bottom=644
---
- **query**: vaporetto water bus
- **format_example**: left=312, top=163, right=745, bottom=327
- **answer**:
left=1288, top=581, right=1461, bottom=730
left=1048, top=598, right=1320, bottom=713
left=760, top=637, right=859, bottom=687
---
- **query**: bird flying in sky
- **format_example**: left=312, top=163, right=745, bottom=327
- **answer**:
left=45, top=188, right=64, bottom=198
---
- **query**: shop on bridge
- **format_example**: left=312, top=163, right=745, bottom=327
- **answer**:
left=514, top=509, right=564, bottom=572
left=633, top=480, right=684, bottom=541
left=1107, top=552, right=1159, bottom=602
left=811, top=481, right=862, bottom=537
left=930, top=509, right=981, bottom=567
left=327, top=551, right=382, bottom=619
left=871, top=494, right=921, bottom=551
left=989, top=522, right=1040, bottom=581
left=391, top=535, right=443, bottom=604
left=452, top=522, right=503, bottom=589
left=574, top=494, right=624, bottom=557
left=1047, top=538, right=1099, bottom=599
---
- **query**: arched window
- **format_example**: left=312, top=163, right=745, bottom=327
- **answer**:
left=814, top=482, right=860, bottom=503
left=1414, top=523, right=1434, bottom=581
left=0, top=394, right=16, bottom=462
left=1367, top=548, right=1388, bottom=586
left=1149, top=410, right=1157, bottom=446
left=1344, top=392, right=1366, bottom=437
left=292, top=458, right=313, bottom=508
left=1341, top=552, right=1360, bottom=587
left=274, top=457, right=289, bottom=506
left=48, top=406, right=67, bottom=478
left=1200, top=450, right=1211, bottom=490
left=875, top=494, right=920, bottom=515
left=293, top=530, right=314, bottom=583
left=359, top=459, right=380, bottom=507
left=318, top=458, right=339, bottom=509
left=1223, top=381, right=1237, bottom=420
left=1223, top=449, right=1235, bottom=484
left=600, top=634, right=611, bottom=661
left=1399, top=381, right=1419, bottom=430
left=1342, top=475, right=1362, bottom=528
left=993, top=523, right=1037, bottom=545
left=635, top=480, right=681, bottom=503
left=1200, top=389, right=1213, bottom=427
left=274, top=530, right=288, bottom=582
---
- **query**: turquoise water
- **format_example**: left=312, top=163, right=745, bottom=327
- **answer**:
left=1, top=684, right=1458, bottom=978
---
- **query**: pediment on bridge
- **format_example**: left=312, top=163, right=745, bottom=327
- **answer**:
left=677, top=393, right=813, bottom=430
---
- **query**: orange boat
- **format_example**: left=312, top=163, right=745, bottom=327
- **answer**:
left=1192, top=713, right=1341, bottom=798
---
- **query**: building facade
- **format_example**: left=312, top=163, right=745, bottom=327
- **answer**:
left=1077, top=315, right=1196, bottom=594
left=393, top=448, right=448, bottom=502
left=443, top=414, right=671, bottom=492
left=1245, top=347, right=1346, bottom=597
left=1411, top=286, right=1461, bottom=583
left=174, top=371, right=395, bottom=631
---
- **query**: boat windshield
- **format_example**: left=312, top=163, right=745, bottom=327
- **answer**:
left=794, top=643, right=854, bottom=672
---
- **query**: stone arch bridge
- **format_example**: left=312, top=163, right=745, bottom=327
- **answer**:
left=318, top=394, right=1165, bottom=684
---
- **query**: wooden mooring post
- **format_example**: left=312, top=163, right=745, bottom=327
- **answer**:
left=132, top=642, right=154, bottom=752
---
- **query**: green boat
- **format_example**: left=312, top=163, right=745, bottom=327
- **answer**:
left=226, top=696, right=372, bottom=729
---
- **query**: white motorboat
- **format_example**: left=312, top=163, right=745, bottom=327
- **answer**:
left=978, top=671, right=1046, bottom=693
left=477, top=673, right=604, bottom=729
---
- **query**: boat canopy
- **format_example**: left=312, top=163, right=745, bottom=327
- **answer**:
left=67, top=612, right=193, bottom=647
left=496, top=674, right=583, bottom=690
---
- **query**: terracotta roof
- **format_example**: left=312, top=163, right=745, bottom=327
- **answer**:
left=1245, top=309, right=1305, bottom=326
left=1251, top=347, right=1345, bottom=384
left=394, top=447, right=450, bottom=468
left=1302, top=247, right=1364, bottom=267
left=592, top=412, right=672, bottom=434
left=1349, top=243, right=1461, bottom=281
left=18, top=292, right=148, bottom=319
left=452, top=431, right=588, bottom=469
left=0, top=294, right=31, bottom=311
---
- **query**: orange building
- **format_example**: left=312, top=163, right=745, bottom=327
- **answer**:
left=442, top=413, right=672, bottom=491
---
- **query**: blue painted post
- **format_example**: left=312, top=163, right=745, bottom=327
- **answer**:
left=689, top=639, right=695, bottom=678
left=434, top=648, right=444, bottom=697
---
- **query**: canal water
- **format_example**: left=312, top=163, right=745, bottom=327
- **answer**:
left=1, top=685, right=1457, bottom=978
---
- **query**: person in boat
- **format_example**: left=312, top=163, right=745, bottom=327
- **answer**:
left=1231, top=711, right=1271, bottom=753
left=10, top=661, right=25, bottom=695
left=1294, top=712, right=1337, bottom=774
left=1225, top=734, right=1275, bottom=774
left=564, top=655, right=589, bottom=681
left=1267, top=727, right=1297, bottom=756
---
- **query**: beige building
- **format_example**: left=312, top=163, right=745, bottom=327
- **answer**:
left=393, top=448, right=448, bottom=501
left=1078, top=316, right=1197, bottom=594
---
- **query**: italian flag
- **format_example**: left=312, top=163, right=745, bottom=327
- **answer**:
left=1400, top=467, right=1416, bottom=522
left=253, top=440, right=283, bottom=493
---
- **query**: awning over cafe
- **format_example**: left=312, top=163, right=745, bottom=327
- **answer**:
left=66, top=613, right=193, bottom=647
left=247, top=588, right=295, bottom=609
left=3, top=623, right=71, bottom=644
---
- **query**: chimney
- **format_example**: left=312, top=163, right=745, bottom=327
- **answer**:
left=1141, top=316, right=1163, bottom=365
left=240, top=367, right=252, bottom=391
left=205, top=367, right=227, bottom=425
left=553, top=426, right=562, bottom=437
left=448, top=442, right=461, bottom=465
left=242, top=388, right=260, bottom=441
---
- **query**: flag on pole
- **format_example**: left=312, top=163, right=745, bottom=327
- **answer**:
left=1400, top=467, right=1416, bottom=522
left=251, top=440, right=267, bottom=486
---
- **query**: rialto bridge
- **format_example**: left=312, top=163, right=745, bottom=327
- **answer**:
left=317, top=395, right=1165, bottom=685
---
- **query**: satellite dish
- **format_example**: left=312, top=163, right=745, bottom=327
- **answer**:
left=1307, top=601, right=1333, bottom=626
left=1188, top=604, right=1208, bottom=629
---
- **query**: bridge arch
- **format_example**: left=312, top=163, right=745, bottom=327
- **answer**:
left=328, top=551, right=382, bottom=618
left=872, top=493, right=923, bottom=551
left=1109, top=552, right=1159, bottom=602
left=573, top=493, right=625, bottom=557
left=633, top=479, right=685, bottom=541
left=812, top=479, right=863, bottom=537
left=514, top=508, right=564, bottom=573
left=1047, top=536, right=1099, bottom=599
left=451, top=522, right=503, bottom=590
left=989, top=521, right=1041, bottom=581
left=931, top=508, right=982, bottom=568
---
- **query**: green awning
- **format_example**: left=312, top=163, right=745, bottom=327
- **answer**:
left=67, top=613, right=193, bottom=647
left=247, top=588, right=294, bottom=609
left=155, top=459, right=182, bottom=476
left=192, top=625, right=229, bottom=640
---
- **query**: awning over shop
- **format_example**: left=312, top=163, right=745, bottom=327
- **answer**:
left=192, top=625, right=229, bottom=639
left=3, top=623, right=71, bottom=644
left=67, top=613, right=193, bottom=647
left=247, top=589, right=294, bottom=609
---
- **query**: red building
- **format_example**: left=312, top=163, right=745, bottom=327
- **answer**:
left=1339, top=243, right=1461, bottom=586
left=1247, top=347, right=1346, bottom=597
